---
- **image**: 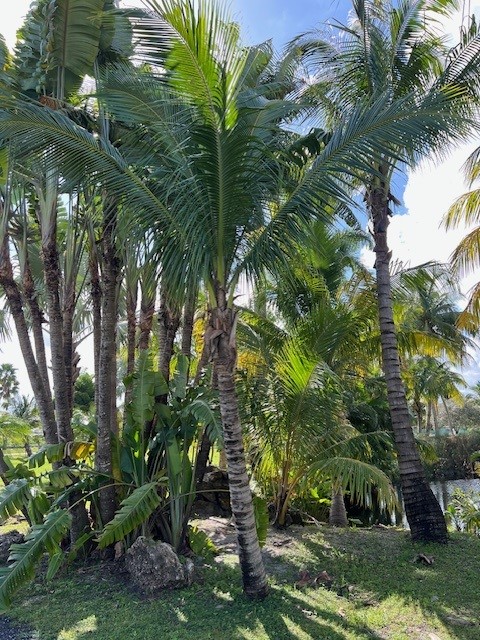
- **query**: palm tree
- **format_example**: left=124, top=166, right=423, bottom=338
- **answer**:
left=445, top=148, right=480, bottom=328
left=293, top=0, right=480, bottom=542
left=239, top=306, right=396, bottom=528
left=0, top=364, right=19, bottom=411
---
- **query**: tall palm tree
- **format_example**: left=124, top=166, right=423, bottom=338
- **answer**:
left=293, top=0, right=480, bottom=542
left=444, top=146, right=480, bottom=328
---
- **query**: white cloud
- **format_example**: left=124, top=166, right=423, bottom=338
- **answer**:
left=361, top=143, right=479, bottom=296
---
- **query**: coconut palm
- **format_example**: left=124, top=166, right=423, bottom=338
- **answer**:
left=445, top=147, right=480, bottom=328
left=293, top=0, right=480, bottom=542
left=239, top=307, right=396, bottom=528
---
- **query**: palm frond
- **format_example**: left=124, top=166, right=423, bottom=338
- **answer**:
left=313, top=456, right=396, bottom=510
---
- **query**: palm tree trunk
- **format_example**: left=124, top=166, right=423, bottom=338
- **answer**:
left=158, top=291, right=180, bottom=383
left=426, top=401, right=432, bottom=435
left=138, top=293, right=155, bottom=351
left=95, top=199, right=120, bottom=526
left=41, top=228, right=73, bottom=443
left=62, top=280, right=76, bottom=419
left=371, top=184, right=447, bottom=543
left=0, top=236, right=58, bottom=445
left=433, top=402, right=439, bottom=436
left=89, top=251, right=102, bottom=412
left=123, top=286, right=137, bottom=417
left=181, top=283, right=197, bottom=360
left=23, top=257, right=51, bottom=398
left=211, top=301, right=268, bottom=599
left=329, top=486, right=348, bottom=527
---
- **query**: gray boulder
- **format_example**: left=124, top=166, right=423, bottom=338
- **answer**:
left=0, top=530, right=25, bottom=564
left=125, top=537, right=194, bottom=595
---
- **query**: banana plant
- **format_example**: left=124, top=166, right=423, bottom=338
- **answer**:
left=102, top=351, right=221, bottom=552
left=0, top=351, right=221, bottom=608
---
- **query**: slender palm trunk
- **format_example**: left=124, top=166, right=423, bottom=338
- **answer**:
left=181, top=283, right=197, bottom=360
left=211, top=298, right=268, bottom=599
left=329, top=486, right=348, bottom=527
left=123, top=286, right=137, bottom=417
left=0, top=236, right=58, bottom=445
left=42, top=219, right=90, bottom=541
left=433, top=402, right=439, bottom=436
left=23, top=258, right=51, bottom=397
left=41, top=228, right=72, bottom=443
left=158, top=292, right=180, bottom=383
left=95, top=200, right=120, bottom=526
left=371, top=184, right=447, bottom=543
left=89, top=252, right=102, bottom=412
left=138, top=293, right=155, bottom=351
left=426, top=401, right=433, bottom=434
left=62, top=280, right=76, bottom=419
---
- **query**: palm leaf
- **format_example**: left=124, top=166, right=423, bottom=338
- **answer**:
left=0, top=509, right=71, bottom=610
left=97, top=483, right=162, bottom=548
left=313, top=457, right=397, bottom=510
left=51, top=0, right=104, bottom=79
left=0, top=479, right=30, bottom=519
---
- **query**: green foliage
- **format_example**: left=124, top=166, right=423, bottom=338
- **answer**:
left=188, top=525, right=218, bottom=559
left=98, top=483, right=162, bottom=548
left=28, top=442, right=95, bottom=468
left=73, top=373, right=95, bottom=413
left=0, top=480, right=30, bottom=519
left=445, top=488, right=480, bottom=534
left=0, top=509, right=71, bottom=610
left=424, top=431, right=480, bottom=480
left=253, top=496, right=269, bottom=547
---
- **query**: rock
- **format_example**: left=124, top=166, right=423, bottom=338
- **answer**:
left=0, top=531, right=25, bottom=564
left=125, top=537, right=194, bottom=594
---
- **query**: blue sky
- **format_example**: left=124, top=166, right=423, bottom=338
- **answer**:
left=230, top=0, right=351, bottom=46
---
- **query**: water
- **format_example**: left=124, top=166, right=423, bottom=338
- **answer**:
left=430, top=478, right=480, bottom=512
left=394, top=478, right=480, bottom=528
left=353, top=478, right=480, bottom=527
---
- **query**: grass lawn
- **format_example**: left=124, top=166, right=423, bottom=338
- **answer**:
left=2, top=523, right=480, bottom=640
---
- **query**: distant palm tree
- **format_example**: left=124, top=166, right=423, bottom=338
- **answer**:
left=0, top=364, right=19, bottom=411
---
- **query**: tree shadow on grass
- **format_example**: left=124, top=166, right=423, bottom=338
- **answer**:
left=10, top=557, right=387, bottom=640
left=294, top=527, right=480, bottom=640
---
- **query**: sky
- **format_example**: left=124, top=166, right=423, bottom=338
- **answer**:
left=1, top=0, right=480, bottom=390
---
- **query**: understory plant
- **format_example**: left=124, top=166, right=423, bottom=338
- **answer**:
left=239, top=310, right=397, bottom=527
left=445, top=488, right=480, bottom=534
left=0, top=353, right=221, bottom=608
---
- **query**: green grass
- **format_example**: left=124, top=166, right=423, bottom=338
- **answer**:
left=3, top=526, right=480, bottom=640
